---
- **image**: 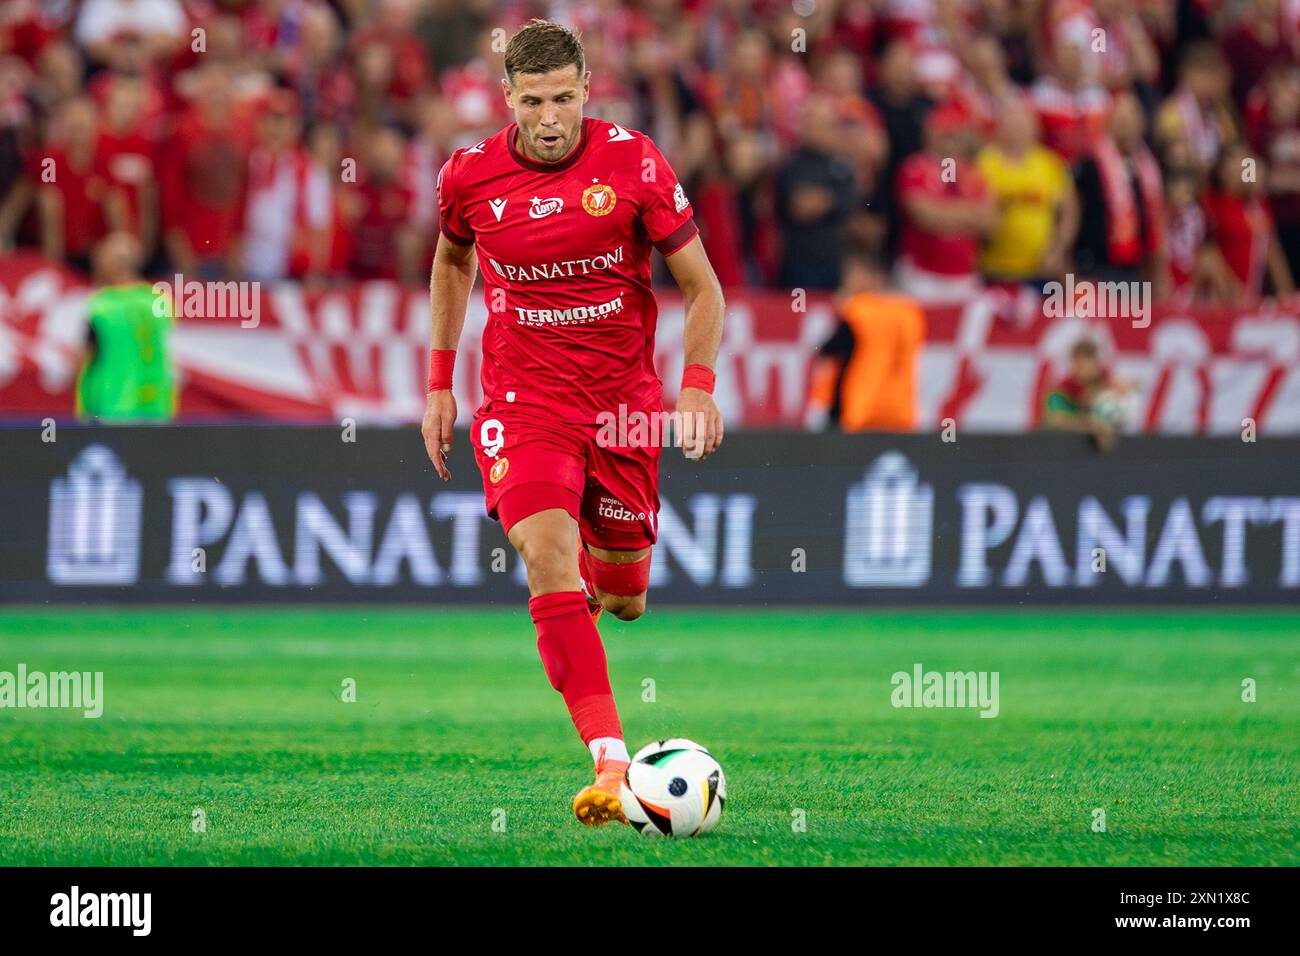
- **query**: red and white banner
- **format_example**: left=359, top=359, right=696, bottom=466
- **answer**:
left=3, top=252, right=1300, bottom=434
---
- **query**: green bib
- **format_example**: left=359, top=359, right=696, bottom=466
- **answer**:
left=77, top=283, right=176, bottom=420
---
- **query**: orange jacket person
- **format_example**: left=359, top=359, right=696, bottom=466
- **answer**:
left=806, top=253, right=925, bottom=432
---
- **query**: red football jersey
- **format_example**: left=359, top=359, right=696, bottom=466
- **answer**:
left=896, top=151, right=988, bottom=278
left=437, top=117, right=698, bottom=423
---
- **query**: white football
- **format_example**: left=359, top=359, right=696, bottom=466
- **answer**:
left=621, top=738, right=726, bottom=837
left=1092, top=388, right=1133, bottom=428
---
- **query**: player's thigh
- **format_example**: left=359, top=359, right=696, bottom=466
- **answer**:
left=506, top=508, right=582, bottom=596
left=470, top=404, right=586, bottom=530
left=579, top=440, right=659, bottom=616
left=578, top=439, right=660, bottom=555
left=587, top=544, right=652, bottom=564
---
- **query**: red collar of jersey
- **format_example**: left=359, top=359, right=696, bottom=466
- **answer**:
left=506, top=118, right=592, bottom=173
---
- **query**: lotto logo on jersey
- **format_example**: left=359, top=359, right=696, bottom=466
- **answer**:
left=529, top=197, right=563, bottom=219
left=582, top=183, right=617, bottom=217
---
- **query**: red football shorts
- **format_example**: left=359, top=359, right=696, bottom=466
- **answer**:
left=469, top=400, right=661, bottom=551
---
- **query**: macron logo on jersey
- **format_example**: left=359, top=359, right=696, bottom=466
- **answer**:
left=489, top=198, right=507, bottom=222
left=528, top=197, right=564, bottom=219
left=607, top=124, right=635, bottom=143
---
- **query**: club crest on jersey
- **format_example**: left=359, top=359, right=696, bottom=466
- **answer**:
left=489, top=457, right=509, bottom=484
left=529, top=196, right=563, bottom=219
left=582, top=183, right=617, bottom=217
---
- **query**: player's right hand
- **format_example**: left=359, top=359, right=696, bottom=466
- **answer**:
left=422, top=390, right=457, bottom=481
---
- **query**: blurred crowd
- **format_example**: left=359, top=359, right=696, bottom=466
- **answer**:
left=1, top=0, right=1298, bottom=304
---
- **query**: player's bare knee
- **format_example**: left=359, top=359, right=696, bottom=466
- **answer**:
left=520, top=538, right=578, bottom=594
left=604, top=592, right=647, bottom=621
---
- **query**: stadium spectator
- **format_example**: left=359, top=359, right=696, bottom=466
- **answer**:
left=74, top=0, right=185, bottom=67
left=1245, top=65, right=1300, bottom=280
left=1, top=0, right=77, bottom=67
left=774, top=94, right=857, bottom=291
left=1074, top=91, right=1168, bottom=291
left=827, top=0, right=878, bottom=77
left=407, top=94, right=454, bottom=267
left=96, top=73, right=158, bottom=262
left=170, top=12, right=274, bottom=108
left=241, top=89, right=327, bottom=283
left=1030, top=32, right=1110, bottom=165
left=1041, top=337, right=1127, bottom=452
left=300, top=121, right=351, bottom=280
left=1220, top=0, right=1298, bottom=109
left=350, top=0, right=431, bottom=125
left=978, top=0, right=1038, bottom=87
left=0, top=56, right=35, bottom=251
left=346, top=124, right=419, bottom=284
left=815, top=46, right=888, bottom=194
left=32, top=41, right=85, bottom=117
left=703, top=27, right=810, bottom=152
left=894, top=102, right=996, bottom=303
left=1163, top=166, right=1233, bottom=304
left=956, top=34, right=1017, bottom=139
left=687, top=137, right=749, bottom=289
left=805, top=251, right=925, bottom=433
left=1154, top=41, right=1237, bottom=176
left=414, top=0, right=491, bottom=77
left=1099, top=0, right=1163, bottom=92
left=281, top=3, right=352, bottom=128
left=976, top=97, right=1079, bottom=285
left=867, top=39, right=934, bottom=255
left=35, top=96, right=107, bottom=273
left=719, top=129, right=778, bottom=286
left=159, top=62, right=250, bottom=278
left=0, top=0, right=1291, bottom=308
left=1203, top=142, right=1296, bottom=303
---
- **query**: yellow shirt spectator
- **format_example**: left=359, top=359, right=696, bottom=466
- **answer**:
left=976, top=144, right=1071, bottom=280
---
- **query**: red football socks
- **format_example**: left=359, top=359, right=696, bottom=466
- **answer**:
left=529, top=591, right=623, bottom=745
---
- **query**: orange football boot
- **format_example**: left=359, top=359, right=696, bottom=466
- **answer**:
left=572, top=744, right=629, bottom=826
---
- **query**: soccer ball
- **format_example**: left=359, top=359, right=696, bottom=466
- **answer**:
left=621, top=738, right=726, bottom=837
left=1091, top=388, right=1133, bottom=428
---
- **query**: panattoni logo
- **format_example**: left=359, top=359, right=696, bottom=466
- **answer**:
left=582, top=183, right=617, bottom=217
left=529, top=196, right=563, bottom=219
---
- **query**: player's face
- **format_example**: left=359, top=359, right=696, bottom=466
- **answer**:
left=1072, top=354, right=1103, bottom=384
left=504, top=66, right=589, bottom=164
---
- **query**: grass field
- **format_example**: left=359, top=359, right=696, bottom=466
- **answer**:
left=0, top=608, right=1296, bottom=866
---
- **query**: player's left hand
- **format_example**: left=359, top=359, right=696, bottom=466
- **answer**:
left=677, top=387, right=723, bottom=461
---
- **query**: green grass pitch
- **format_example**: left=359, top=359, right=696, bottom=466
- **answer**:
left=0, top=608, right=1296, bottom=866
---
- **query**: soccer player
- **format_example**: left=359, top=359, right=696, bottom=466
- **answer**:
left=420, top=20, right=725, bottom=826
